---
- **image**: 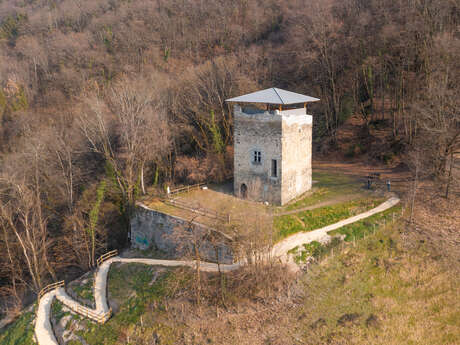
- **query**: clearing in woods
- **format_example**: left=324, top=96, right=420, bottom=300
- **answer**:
left=140, top=169, right=383, bottom=240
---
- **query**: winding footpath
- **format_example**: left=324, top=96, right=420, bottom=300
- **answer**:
left=34, top=196, right=400, bottom=345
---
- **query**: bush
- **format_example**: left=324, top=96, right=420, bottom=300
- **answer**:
left=0, top=311, right=36, bottom=345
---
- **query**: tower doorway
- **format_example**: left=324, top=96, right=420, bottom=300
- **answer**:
left=240, top=183, right=248, bottom=199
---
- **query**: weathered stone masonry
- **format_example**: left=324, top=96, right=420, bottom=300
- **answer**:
left=130, top=204, right=234, bottom=264
left=233, top=105, right=312, bottom=205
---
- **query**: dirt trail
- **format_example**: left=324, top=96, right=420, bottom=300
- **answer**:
left=34, top=196, right=400, bottom=345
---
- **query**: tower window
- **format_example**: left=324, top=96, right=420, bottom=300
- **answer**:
left=271, top=159, right=277, bottom=177
left=253, top=150, right=261, bottom=164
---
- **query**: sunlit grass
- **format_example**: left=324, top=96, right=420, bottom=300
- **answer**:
left=274, top=198, right=384, bottom=241
left=282, top=171, right=364, bottom=211
left=72, top=263, right=188, bottom=345
left=295, top=224, right=460, bottom=345
left=0, top=310, right=36, bottom=345
left=70, top=277, right=94, bottom=303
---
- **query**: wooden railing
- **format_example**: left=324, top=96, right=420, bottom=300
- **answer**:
left=168, top=183, right=206, bottom=196
left=164, top=198, right=231, bottom=223
left=96, top=249, right=118, bottom=267
left=38, top=280, right=65, bottom=301
left=74, top=305, right=112, bottom=324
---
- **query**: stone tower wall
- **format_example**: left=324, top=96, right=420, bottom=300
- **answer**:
left=281, top=114, right=313, bottom=204
left=233, top=106, right=312, bottom=205
left=233, top=107, right=282, bottom=204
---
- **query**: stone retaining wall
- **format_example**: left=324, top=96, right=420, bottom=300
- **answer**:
left=130, top=204, right=234, bottom=264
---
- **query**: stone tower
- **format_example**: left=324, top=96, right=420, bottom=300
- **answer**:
left=226, top=88, right=319, bottom=205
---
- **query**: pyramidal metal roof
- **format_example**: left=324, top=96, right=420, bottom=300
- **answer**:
left=226, top=87, right=320, bottom=105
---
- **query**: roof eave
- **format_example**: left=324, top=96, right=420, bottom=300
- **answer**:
left=226, top=99, right=320, bottom=105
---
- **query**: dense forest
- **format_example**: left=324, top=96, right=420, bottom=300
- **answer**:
left=0, top=0, right=459, bottom=313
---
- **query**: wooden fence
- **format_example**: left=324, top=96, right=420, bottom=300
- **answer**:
left=164, top=198, right=231, bottom=223
left=168, top=183, right=206, bottom=196
left=73, top=305, right=112, bottom=324
left=38, top=280, right=65, bottom=301
left=96, top=249, right=118, bottom=267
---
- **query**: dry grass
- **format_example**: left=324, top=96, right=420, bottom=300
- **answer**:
left=60, top=262, right=297, bottom=345
left=404, top=181, right=460, bottom=263
left=143, top=188, right=271, bottom=232
left=292, top=224, right=460, bottom=345
left=167, top=222, right=459, bottom=345
left=40, top=200, right=459, bottom=345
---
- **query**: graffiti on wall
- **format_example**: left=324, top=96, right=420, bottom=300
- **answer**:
left=135, top=235, right=149, bottom=247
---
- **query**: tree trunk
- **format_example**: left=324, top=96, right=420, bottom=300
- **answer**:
left=194, top=241, right=201, bottom=307
left=409, top=162, right=419, bottom=224
left=140, top=161, right=146, bottom=195
left=445, top=150, right=454, bottom=199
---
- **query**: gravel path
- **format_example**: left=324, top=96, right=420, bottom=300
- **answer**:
left=34, top=196, right=400, bottom=345
left=271, top=196, right=400, bottom=257
left=34, top=291, right=58, bottom=345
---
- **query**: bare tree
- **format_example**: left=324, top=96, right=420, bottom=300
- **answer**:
left=407, top=149, right=421, bottom=224
left=79, top=76, right=171, bottom=236
left=58, top=178, right=108, bottom=270
left=170, top=217, right=205, bottom=306
left=0, top=154, right=55, bottom=292
left=412, top=35, right=460, bottom=196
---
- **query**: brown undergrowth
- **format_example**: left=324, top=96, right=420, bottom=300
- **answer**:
left=402, top=180, right=460, bottom=265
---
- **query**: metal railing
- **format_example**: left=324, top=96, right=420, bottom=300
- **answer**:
left=38, top=280, right=65, bottom=301
left=96, top=249, right=118, bottom=267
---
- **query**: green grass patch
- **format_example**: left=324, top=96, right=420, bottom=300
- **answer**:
left=71, top=277, right=94, bottom=302
left=50, top=299, right=77, bottom=332
left=51, top=299, right=72, bottom=324
left=329, top=205, right=402, bottom=241
left=283, top=171, right=363, bottom=211
left=67, top=340, right=84, bottom=345
left=76, top=264, right=189, bottom=345
left=0, top=310, right=36, bottom=345
left=288, top=206, right=401, bottom=264
left=275, top=198, right=384, bottom=241
left=288, top=237, right=342, bottom=264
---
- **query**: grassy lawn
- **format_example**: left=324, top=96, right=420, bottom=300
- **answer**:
left=287, top=205, right=401, bottom=264
left=294, top=223, right=460, bottom=345
left=0, top=310, right=36, bottom=345
left=73, top=263, right=189, bottom=345
left=282, top=171, right=364, bottom=212
left=274, top=198, right=384, bottom=241
left=329, top=204, right=402, bottom=241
